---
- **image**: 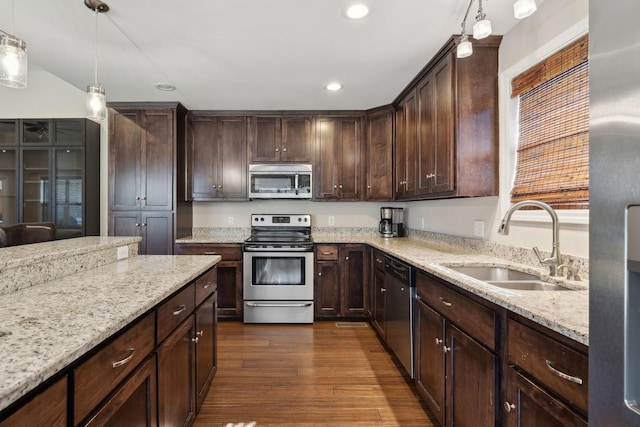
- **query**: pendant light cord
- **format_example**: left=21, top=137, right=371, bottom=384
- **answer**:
left=94, top=8, right=99, bottom=86
left=461, top=0, right=475, bottom=34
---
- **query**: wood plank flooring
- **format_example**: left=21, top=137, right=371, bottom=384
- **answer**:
left=193, top=321, right=439, bottom=426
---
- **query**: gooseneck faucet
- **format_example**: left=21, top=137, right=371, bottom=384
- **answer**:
left=498, top=200, right=562, bottom=276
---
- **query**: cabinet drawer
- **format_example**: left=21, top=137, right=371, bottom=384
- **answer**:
left=157, top=284, right=196, bottom=343
left=372, top=249, right=385, bottom=272
left=1, top=376, right=67, bottom=427
left=195, top=267, right=217, bottom=307
left=74, top=312, right=155, bottom=423
left=417, top=271, right=496, bottom=350
left=316, top=244, right=338, bottom=260
left=175, top=243, right=242, bottom=261
left=508, top=319, right=588, bottom=415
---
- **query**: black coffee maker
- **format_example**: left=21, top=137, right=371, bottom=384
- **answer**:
left=379, top=207, right=393, bottom=237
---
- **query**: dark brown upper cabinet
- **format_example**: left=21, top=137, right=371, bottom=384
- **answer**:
left=248, top=115, right=313, bottom=163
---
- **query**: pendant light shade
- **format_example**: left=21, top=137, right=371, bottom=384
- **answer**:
left=86, top=84, right=106, bottom=120
left=473, top=17, right=492, bottom=39
left=0, top=34, right=27, bottom=88
left=513, top=0, right=537, bottom=19
left=457, top=35, right=473, bottom=58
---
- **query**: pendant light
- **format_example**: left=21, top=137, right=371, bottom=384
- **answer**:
left=473, top=0, right=492, bottom=40
left=0, top=0, right=27, bottom=88
left=85, top=0, right=109, bottom=121
left=513, top=0, right=537, bottom=19
left=456, top=0, right=474, bottom=59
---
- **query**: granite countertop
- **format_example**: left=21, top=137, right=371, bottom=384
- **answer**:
left=178, top=232, right=589, bottom=346
left=0, top=254, right=221, bottom=413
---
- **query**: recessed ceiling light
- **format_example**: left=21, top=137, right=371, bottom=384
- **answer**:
left=344, top=4, right=370, bottom=20
left=154, top=82, right=176, bottom=91
left=325, top=82, right=343, bottom=91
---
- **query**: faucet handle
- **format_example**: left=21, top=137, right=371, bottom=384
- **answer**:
left=533, top=246, right=545, bottom=263
left=558, top=262, right=581, bottom=281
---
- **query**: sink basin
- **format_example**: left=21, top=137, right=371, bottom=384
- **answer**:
left=447, top=266, right=571, bottom=291
left=448, top=266, right=539, bottom=281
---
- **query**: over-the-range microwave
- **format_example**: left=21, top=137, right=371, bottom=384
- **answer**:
left=248, top=164, right=312, bottom=199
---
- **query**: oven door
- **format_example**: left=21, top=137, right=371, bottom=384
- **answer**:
left=243, top=251, right=314, bottom=301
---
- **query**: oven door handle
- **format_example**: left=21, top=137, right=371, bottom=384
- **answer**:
left=244, top=247, right=313, bottom=252
left=245, top=302, right=313, bottom=308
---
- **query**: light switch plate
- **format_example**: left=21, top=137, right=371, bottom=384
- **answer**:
left=473, top=220, right=485, bottom=238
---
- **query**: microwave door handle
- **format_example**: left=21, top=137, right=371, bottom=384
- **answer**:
left=295, top=173, right=299, bottom=195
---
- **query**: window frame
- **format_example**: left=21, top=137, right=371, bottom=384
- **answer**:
left=498, top=17, right=589, bottom=227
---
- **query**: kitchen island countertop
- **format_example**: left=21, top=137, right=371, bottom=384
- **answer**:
left=0, top=252, right=220, bottom=413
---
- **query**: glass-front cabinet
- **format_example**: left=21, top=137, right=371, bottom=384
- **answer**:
left=0, top=118, right=100, bottom=239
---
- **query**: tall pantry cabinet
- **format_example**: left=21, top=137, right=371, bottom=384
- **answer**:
left=108, top=103, right=192, bottom=255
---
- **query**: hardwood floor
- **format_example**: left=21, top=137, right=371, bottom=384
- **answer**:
left=193, top=321, right=438, bottom=427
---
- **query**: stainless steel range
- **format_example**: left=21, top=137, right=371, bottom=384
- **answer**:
left=243, top=214, right=314, bottom=323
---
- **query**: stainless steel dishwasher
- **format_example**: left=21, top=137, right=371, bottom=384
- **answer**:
left=384, top=255, right=415, bottom=378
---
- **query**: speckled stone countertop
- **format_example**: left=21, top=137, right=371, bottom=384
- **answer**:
left=178, top=231, right=589, bottom=346
left=0, top=254, right=220, bottom=413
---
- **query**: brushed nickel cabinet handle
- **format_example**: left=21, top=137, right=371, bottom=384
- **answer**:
left=283, top=148, right=287, bottom=152
left=192, top=337, right=199, bottom=344
left=135, top=223, right=140, bottom=227
left=380, top=287, right=386, bottom=293
left=435, top=338, right=443, bottom=345
left=173, top=305, right=187, bottom=316
left=504, top=402, right=516, bottom=412
left=203, top=252, right=218, bottom=255
left=196, top=330, right=204, bottom=337
left=321, top=251, right=333, bottom=255
left=545, top=360, right=583, bottom=385
left=442, top=346, right=451, bottom=353
left=112, top=348, right=135, bottom=368
left=275, top=148, right=279, bottom=152
left=203, top=283, right=211, bottom=289
left=438, top=297, right=452, bottom=307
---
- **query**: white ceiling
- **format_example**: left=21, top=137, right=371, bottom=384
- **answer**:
left=3, top=0, right=526, bottom=111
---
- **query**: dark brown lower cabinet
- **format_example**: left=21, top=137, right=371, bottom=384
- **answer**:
left=157, top=315, right=196, bottom=427
left=315, top=260, right=340, bottom=318
left=414, top=270, right=497, bottom=427
left=109, top=210, right=173, bottom=255
left=0, top=376, right=67, bottom=427
left=84, top=356, right=157, bottom=427
left=195, top=292, right=218, bottom=411
left=504, top=368, right=587, bottom=427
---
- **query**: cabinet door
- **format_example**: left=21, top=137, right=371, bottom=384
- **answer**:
left=0, top=376, right=67, bottom=427
left=417, top=74, right=436, bottom=195
left=21, top=148, right=52, bottom=223
left=141, top=211, right=173, bottom=255
left=195, top=293, right=217, bottom=411
left=432, top=55, right=454, bottom=194
left=0, top=148, right=18, bottom=225
left=372, top=266, right=386, bottom=339
left=109, top=110, right=142, bottom=210
left=54, top=147, right=84, bottom=239
left=217, top=261, right=243, bottom=319
left=22, top=120, right=52, bottom=145
left=415, top=298, right=446, bottom=426
left=447, top=324, right=496, bottom=427
left=504, top=368, right=587, bottom=427
left=281, top=116, right=312, bottom=163
left=395, top=91, right=417, bottom=199
left=141, top=109, right=174, bottom=210
left=54, top=119, right=86, bottom=146
left=217, top=116, right=247, bottom=199
left=314, top=261, right=340, bottom=318
left=248, top=116, right=281, bottom=163
left=84, top=356, right=157, bottom=427
left=188, top=115, right=219, bottom=200
left=365, top=109, right=393, bottom=200
left=314, top=117, right=362, bottom=200
left=157, top=316, right=195, bottom=427
left=340, top=244, right=367, bottom=317
left=0, top=120, right=18, bottom=146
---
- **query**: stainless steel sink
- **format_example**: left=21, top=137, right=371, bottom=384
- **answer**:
left=447, top=266, right=571, bottom=291
left=448, top=266, right=539, bottom=281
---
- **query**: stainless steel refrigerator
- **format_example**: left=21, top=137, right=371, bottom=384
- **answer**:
left=590, top=1, right=640, bottom=425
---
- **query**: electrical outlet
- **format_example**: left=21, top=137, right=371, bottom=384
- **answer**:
left=328, top=216, right=335, bottom=226
left=473, top=220, right=485, bottom=238
left=117, top=246, right=129, bottom=260
left=228, top=216, right=234, bottom=225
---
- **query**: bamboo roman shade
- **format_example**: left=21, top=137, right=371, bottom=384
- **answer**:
left=510, top=35, right=589, bottom=209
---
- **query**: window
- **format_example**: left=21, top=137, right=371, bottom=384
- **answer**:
left=510, top=35, right=589, bottom=210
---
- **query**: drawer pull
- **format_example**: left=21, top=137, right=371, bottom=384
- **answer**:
left=545, top=360, right=583, bottom=385
left=504, top=401, right=516, bottom=412
left=435, top=338, right=443, bottom=345
left=173, top=305, right=187, bottom=316
left=438, top=297, right=452, bottom=307
left=321, top=252, right=333, bottom=255
left=203, top=252, right=218, bottom=255
left=112, top=348, right=136, bottom=368
left=376, top=258, right=383, bottom=264
left=442, top=345, right=451, bottom=353
left=203, top=283, right=211, bottom=289
left=196, top=330, right=204, bottom=337
left=192, top=337, right=199, bottom=344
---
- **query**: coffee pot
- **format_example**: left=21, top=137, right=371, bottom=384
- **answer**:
left=379, top=207, right=395, bottom=237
